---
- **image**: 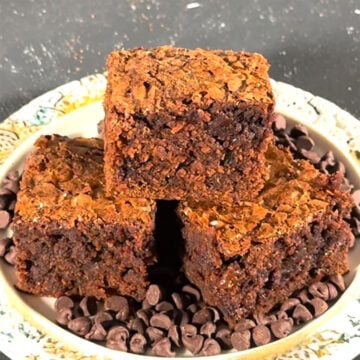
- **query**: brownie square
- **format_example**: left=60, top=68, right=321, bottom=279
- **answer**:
left=13, top=135, right=156, bottom=301
left=104, top=46, right=275, bottom=203
left=178, top=145, right=354, bottom=327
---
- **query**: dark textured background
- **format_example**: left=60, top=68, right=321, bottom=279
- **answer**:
left=0, top=0, right=359, bottom=121
left=0, top=0, right=359, bottom=359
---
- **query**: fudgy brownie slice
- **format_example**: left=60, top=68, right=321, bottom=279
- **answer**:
left=104, top=46, right=274, bottom=203
left=178, top=144, right=354, bottom=327
left=13, top=135, right=156, bottom=301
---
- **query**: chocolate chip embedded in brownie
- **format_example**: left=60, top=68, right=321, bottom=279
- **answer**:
left=12, top=135, right=156, bottom=301
left=178, top=144, right=354, bottom=328
left=104, top=46, right=275, bottom=203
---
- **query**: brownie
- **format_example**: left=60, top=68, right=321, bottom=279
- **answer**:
left=104, top=46, right=275, bottom=203
left=12, top=135, right=156, bottom=302
left=178, top=144, right=354, bottom=328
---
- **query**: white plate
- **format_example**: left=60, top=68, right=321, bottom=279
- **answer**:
left=0, top=76, right=360, bottom=360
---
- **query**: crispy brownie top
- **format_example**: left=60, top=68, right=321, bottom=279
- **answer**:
left=105, top=46, right=274, bottom=116
left=180, top=144, right=353, bottom=258
left=15, top=135, right=155, bottom=226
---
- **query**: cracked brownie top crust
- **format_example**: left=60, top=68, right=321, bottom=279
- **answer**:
left=16, top=135, right=154, bottom=225
left=104, top=46, right=274, bottom=116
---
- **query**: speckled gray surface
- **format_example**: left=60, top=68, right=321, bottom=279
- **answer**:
left=0, top=0, right=359, bottom=121
left=0, top=1, right=359, bottom=359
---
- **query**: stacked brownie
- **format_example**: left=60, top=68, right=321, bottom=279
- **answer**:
left=12, top=46, right=354, bottom=333
left=103, top=47, right=274, bottom=203
left=13, top=135, right=156, bottom=301
left=179, top=144, right=353, bottom=327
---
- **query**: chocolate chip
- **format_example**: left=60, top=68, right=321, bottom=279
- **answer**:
left=72, top=303, right=84, bottom=319
left=348, top=230, right=356, bottom=248
left=128, top=318, right=146, bottom=335
left=5, top=170, right=20, bottom=182
left=171, top=292, right=185, bottom=310
left=278, top=133, right=297, bottom=151
left=192, top=308, right=212, bottom=325
left=181, top=323, right=197, bottom=337
left=7, top=199, right=16, bottom=211
left=270, top=319, right=293, bottom=339
left=295, top=135, right=315, bottom=151
left=234, top=318, right=256, bottom=331
left=329, top=274, right=346, bottom=291
left=298, top=149, right=321, bottom=164
left=155, top=301, right=174, bottom=313
left=201, top=338, right=221, bottom=356
left=352, top=189, right=360, bottom=207
left=94, top=311, right=113, bottom=327
left=336, top=161, right=346, bottom=174
left=253, top=311, right=276, bottom=325
left=276, top=311, right=293, bottom=324
left=319, top=151, right=337, bottom=173
left=79, top=296, right=97, bottom=317
left=290, top=124, right=309, bottom=138
left=340, top=177, right=353, bottom=193
left=91, top=312, right=114, bottom=334
left=150, top=313, right=172, bottom=330
left=181, top=325, right=204, bottom=355
left=136, top=309, right=151, bottom=327
left=271, top=113, right=287, bottom=131
left=168, top=324, right=181, bottom=347
left=152, top=337, right=175, bottom=357
left=0, top=187, right=13, bottom=196
left=325, top=282, right=339, bottom=300
left=55, top=296, right=74, bottom=311
left=2, top=179, right=20, bottom=194
left=207, top=307, right=221, bottom=323
left=231, top=329, right=251, bottom=351
left=0, top=237, right=12, bottom=257
left=215, top=328, right=232, bottom=349
left=297, top=289, right=312, bottom=303
left=308, top=282, right=330, bottom=300
left=321, top=150, right=337, bottom=166
left=56, top=307, right=73, bottom=326
left=280, top=298, right=301, bottom=312
left=130, top=333, right=147, bottom=354
left=85, top=322, right=107, bottom=341
left=200, top=321, right=216, bottom=338
left=186, top=303, right=198, bottom=314
left=351, top=217, right=360, bottom=236
left=292, top=304, right=313, bottom=324
left=146, top=326, right=165, bottom=344
left=309, top=297, right=328, bottom=317
left=146, top=284, right=163, bottom=306
left=104, top=295, right=129, bottom=321
left=106, top=326, right=129, bottom=351
left=0, top=210, right=11, bottom=229
left=252, top=325, right=271, bottom=346
left=4, top=245, right=16, bottom=265
left=0, top=194, right=11, bottom=210
left=182, top=284, right=201, bottom=302
left=68, top=316, right=92, bottom=337
left=353, top=205, right=360, bottom=220
left=142, top=298, right=152, bottom=310
left=178, top=310, right=190, bottom=326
